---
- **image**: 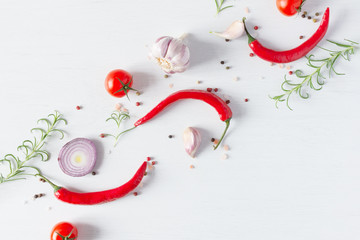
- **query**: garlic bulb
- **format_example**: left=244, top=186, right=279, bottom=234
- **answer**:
left=149, top=35, right=190, bottom=74
left=183, top=127, right=201, bottom=158
left=210, top=20, right=244, bottom=40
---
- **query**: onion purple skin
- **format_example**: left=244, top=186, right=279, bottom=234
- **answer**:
left=58, top=138, right=97, bottom=177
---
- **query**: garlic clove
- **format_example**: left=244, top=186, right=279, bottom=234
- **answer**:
left=149, top=35, right=190, bottom=74
left=151, top=36, right=172, bottom=59
left=210, top=20, right=244, bottom=40
left=183, top=127, right=201, bottom=158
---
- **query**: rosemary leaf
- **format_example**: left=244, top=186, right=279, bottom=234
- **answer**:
left=270, top=39, right=358, bottom=110
left=0, top=111, right=67, bottom=183
left=214, top=0, right=233, bottom=15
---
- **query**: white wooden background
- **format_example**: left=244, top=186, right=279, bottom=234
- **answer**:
left=1, top=0, right=360, bottom=239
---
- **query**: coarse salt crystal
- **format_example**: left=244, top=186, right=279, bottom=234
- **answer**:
left=190, top=165, right=195, bottom=169
left=233, top=76, right=239, bottom=81
left=169, top=83, right=174, bottom=88
left=278, top=64, right=284, bottom=68
left=286, top=65, right=292, bottom=70
left=115, top=103, right=122, bottom=111
left=221, top=154, right=228, bottom=160
left=245, top=7, right=249, bottom=13
left=223, top=145, right=230, bottom=151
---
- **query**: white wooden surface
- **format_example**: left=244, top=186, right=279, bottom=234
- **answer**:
left=1, top=0, right=360, bottom=239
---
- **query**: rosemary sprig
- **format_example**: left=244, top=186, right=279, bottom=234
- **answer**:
left=0, top=111, right=67, bottom=183
left=214, top=0, right=233, bottom=15
left=105, top=110, right=133, bottom=147
left=270, top=39, right=358, bottom=110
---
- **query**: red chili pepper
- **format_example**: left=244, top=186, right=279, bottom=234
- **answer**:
left=134, top=89, right=232, bottom=150
left=243, top=7, right=330, bottom=63
left=39, top=162, right=147, bottom=205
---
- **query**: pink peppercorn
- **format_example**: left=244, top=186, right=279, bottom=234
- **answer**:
left=146, top=157, right=151, bottom=161
left=76, top=106, right=81, bottom=110
left=135, top=102, right=141, bottom=106
left=249, top=53, right=255, bottom=57
left=289, top=71, right=293, bottom=75
left=100, top=133, right=106, bottom=138
left=254, top=26, right=259, bottom=30
left=245, top=98, right=249, bottom=102
left=206, top=88, right=212, bottom=92
left=214, top=88, right=218, bottom=92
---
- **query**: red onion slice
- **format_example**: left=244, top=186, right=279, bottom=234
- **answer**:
left=58, top=138, right=97, bottom=177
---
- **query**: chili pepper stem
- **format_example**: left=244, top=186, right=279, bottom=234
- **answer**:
left=35, top=173, right=61, bottom=192
left=242, top=17, right=255, bottom=44
left=213, top=119, right=231, bottom=150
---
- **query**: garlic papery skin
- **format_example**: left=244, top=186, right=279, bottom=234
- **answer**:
left=183, top=127, right=201, bottom=158
left=149, top=35, right=190, bottom=74
left=210, top=20, right=244, bottom=40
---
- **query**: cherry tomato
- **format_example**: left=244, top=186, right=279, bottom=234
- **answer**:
left=105, top=69, right=137, bottom=100
left=50, top=222, right=78, bottom=240
left=276, top=0, right=303, bottom=16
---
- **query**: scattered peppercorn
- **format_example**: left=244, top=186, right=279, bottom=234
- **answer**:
left=220, top=61, right=225, bottom=64
left=151, top=161, right=156, bottom=165
left=254, top=26, right=259, bottom=30
left=164, top=74, right=169, bottom=78
left=136, top=91, right=141, bottom=96
left=135, top=102, right=141, bottom=106
left=214, top=88, right=218, bottom=92
left=133, top=192, right=138, bottom=196
left=299, top=35, right=304, bottom=39
left=245, top=98, right=249, bottom=102
left=312, top=19, right=317, bottom=23
left=226, top=66, right=230, bottom=70
left=168, top=135, right=173, bottom=138
left=76, top=106, right=81, bottom=110
left=144, top=172, right=147, bottom=176
left=225, top=39, right=230, bottom=42
left=39, top=193, right=45, bottom=197
left=307, top=16, right=311, bottom=20
left=249, top=53, right=255, bottom=57
left=190, top=165, right=195, bottom=169
left=303, top=11, right=308, bottom=15
left=301, top=14, right=306, bottom=18
left=211, top=138, right=215, bottom=142
left=315, top=12, right=320, bottom=16
left=146, top=157, right=151, bottom=161
left=289, top=71, right=293, bottom=75
left=225, top=100, right=230, bottom=104
left=99, top=133, right=106, bottom=138
left=206, top=88, right=212, bottom=92
left=92, top=171, right=96, bottom=176
left=34, top=194, right=39, bottom=199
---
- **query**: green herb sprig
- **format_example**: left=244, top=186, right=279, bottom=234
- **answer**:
left=105, top=110, right=134, bottom=147
left=214, top=0, right=233, bottom=15
left=0, top=111, right=67, bottom=183
left=271, top=39, right=358, bottom=110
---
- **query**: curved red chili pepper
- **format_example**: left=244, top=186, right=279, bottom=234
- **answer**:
left=134, top=89, right=233, bottom=150
left=243, top=7, right=330, bottom=63
left=41, top=161, right=147, bottom=205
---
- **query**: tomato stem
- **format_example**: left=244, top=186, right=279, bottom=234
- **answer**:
left=114, top=77, right=138, bottom=101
